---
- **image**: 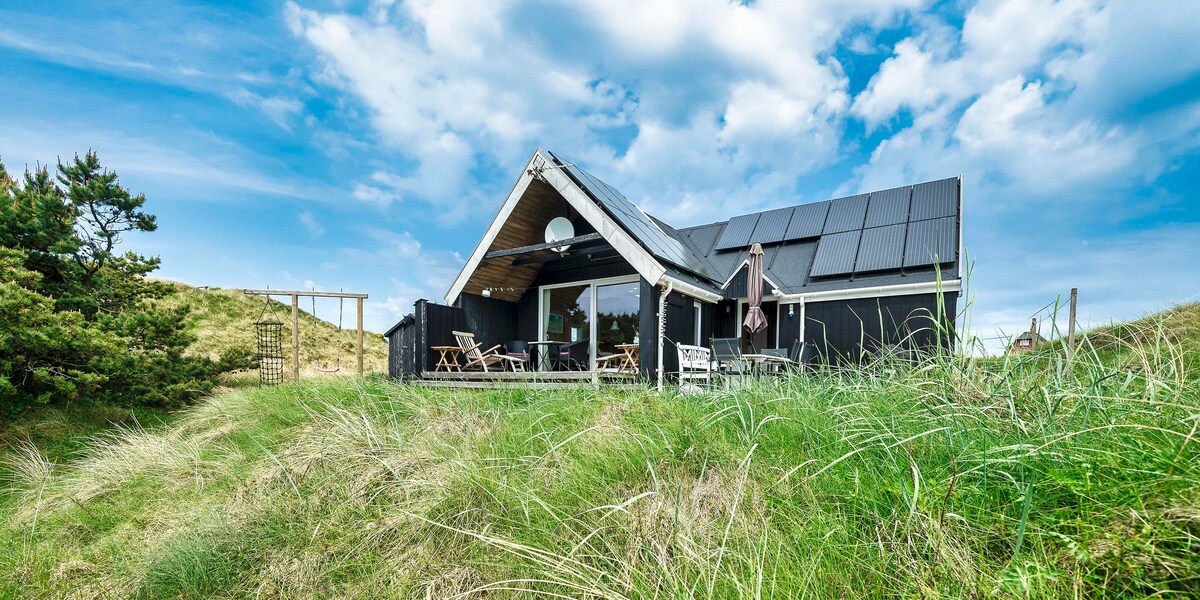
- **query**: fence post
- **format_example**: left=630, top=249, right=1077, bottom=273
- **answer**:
left=1067, top=288, right=1078, bottom=358
left=1029, top=318, right=1038, bottom=351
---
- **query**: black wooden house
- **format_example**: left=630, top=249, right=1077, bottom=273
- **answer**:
left=387, top=148, right=961, bottom=380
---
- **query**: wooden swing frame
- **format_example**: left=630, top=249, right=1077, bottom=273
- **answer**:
left=243, top=289, right=369, bottom=379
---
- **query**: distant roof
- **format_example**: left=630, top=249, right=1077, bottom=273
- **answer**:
left=1014, top=331, right=1048, bottom=343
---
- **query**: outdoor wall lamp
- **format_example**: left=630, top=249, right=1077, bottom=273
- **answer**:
left=788, top=304, right=795, bottom=318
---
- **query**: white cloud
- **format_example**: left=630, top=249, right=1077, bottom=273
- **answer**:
left=284, top=0, right=919, bottom=223
left=298, top=211, right=324, bottom=237
left=1, top=122, right=333, bottom=203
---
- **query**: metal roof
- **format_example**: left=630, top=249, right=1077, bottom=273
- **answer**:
left=547, top=151, right=717, bottom=280
left=535, top=151, right=959, bottom=298
left=678, top=176, right=961, bottom=296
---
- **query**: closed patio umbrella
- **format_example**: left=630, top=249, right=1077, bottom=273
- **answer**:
left=743, top=242, right=768, bottom=338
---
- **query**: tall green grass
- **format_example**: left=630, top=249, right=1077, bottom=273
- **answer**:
left=1, top=318, right=1196, bottom=598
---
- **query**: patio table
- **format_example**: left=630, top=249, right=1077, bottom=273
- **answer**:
left=597, top=343, right=639, bottom=373
left=740, top=353, right=791, bottom=375
left=431, top=345, right=463, bottom=372
left=527, top=340, right=569, bottom=371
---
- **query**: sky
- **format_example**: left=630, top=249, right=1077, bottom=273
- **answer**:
left=1, top=0, right=1198, bottom=353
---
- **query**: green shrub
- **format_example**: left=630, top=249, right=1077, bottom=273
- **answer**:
left=0, top=153, right=242, bottom=412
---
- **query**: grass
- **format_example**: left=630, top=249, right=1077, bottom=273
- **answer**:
left=0, top=313, right=1196, bottom=598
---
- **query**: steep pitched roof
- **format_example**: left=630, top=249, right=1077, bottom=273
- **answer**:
left=546, top=151, right=718, bottom=281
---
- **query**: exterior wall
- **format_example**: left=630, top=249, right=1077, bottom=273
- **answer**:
left=723, top=265, right=774, bottom=299
left=713, top=299, right=738, bottom=339
left=803, top=292, right=957, bottom=364
left=459, top=293, right=519, bottom=350
left=386, top=317, right=414, bottom=381
left=638, top=278, right=660, bottom=378
left=383, top=299, right=472, bottom=378
left=661, top=291, right=701, bottom=375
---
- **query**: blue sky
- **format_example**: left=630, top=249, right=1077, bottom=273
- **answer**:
left=2, top=0, right=1198, bottom=352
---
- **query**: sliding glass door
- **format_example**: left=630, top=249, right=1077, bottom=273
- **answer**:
left=596, top=281, right=640, bottom=358
left=540, top=277, right=639, bottom=370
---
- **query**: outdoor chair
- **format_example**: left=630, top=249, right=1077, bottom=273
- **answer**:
left=504, top=340, right=530, bottom=362
left=551, top=338, right=590, bottom=371
left=791, top=339, right=815, bottom=368
left=676, top=344, right=713, bottom=391
left=452, top=331, right=527, bottom=372
left=710, top=337, right=747, bottom=382
left=566, top=338, right=591, bottom=370
left=761, top=348, right=789, bottom=374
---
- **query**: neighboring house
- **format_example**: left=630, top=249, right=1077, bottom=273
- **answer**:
left=1008, top=331, right=1048, bottom=354
left=388, top=148, right=962, bottom=379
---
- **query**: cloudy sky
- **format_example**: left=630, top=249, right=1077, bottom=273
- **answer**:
left=2, top=0, right=1197, bottom=352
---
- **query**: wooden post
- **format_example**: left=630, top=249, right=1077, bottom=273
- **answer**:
left=291, top=294, right=300, bottom=380
left=1029, top=318, right=1038, bottom=351
left=1067, top=288, right=1078, bottom=356
left=356, top=297, right=364, bottom=376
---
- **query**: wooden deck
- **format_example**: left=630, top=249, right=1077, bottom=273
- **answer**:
left=415, top=370, right=639, bottom=389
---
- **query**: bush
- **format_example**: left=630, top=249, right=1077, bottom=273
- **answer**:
left=0, top=153, right=240, bottom=413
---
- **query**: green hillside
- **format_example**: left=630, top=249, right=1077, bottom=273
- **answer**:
left=1, top=324, right=1196, bottom=597
left=155, top=281, right=389, bottom=376
left=1078, top=301, right=1200, bottom=373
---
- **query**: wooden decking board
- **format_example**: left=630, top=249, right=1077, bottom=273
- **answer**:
left=420, top=370, right=637, bottom=381
left=414, top=370, right=642, bottom=389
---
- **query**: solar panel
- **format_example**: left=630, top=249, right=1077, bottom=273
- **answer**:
left=548, top=151, right=717, bottom=279
left=855, top=224, right=906, bottom=272
left=865, top=186, right=911, bottom=227
left=748, top=207, right=792, bottom=245
left=784, top=201, right=828, bottom=240
left=823, top=194, right=868, bottom=234
left=910, top=177, right=958, bottom=221
left=904, top=217, right=957, bottom=267
left=713, top=214, right=761, bottom=250
left=809, top=230, right=861, bottom=277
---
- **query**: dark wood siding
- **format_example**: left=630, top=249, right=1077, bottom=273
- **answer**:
left=530, top=255, right=636, bottom=287
left=386, top=316, right=415, bottom=380
left=713, top=299, right=738, bottom=340
left=803, top=292, right=957, bottom=364
left=460, top=293, right=519, bottom=350
left=723, top=265, right=774, bottom=299
left=661, top=292, right=697, bottom=374
left=638, top=278, right=659, bottom=378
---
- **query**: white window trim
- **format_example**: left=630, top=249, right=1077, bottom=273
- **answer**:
left=538, top=275, right=640, bottom=371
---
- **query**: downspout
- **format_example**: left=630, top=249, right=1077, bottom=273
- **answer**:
left=657, top=281, right=673, bottom=392
left=799, top=297, right=806, bottom=348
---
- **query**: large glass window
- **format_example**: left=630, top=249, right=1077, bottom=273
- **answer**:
left=543, top=284, right=590, bottom=345
left=540, top=278, right=640, bottom=369
left=596, top=281, right=640, bottom=358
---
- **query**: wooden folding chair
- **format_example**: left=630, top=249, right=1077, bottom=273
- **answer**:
left=452, top=331, right=527, bottom=372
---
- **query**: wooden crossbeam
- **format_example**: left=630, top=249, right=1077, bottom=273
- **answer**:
left=241, top=288, right=368, bottom=378
left=512, top=248, right=618, bottom=266
left=242, top=289, right=368, bottom=299
left=483, top=232, right=603, bottom=259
